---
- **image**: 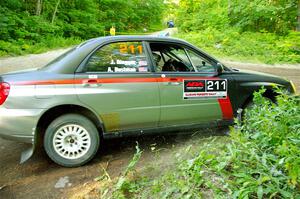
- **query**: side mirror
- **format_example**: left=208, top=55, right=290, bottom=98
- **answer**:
left=216, top=63, right=224, bottom=75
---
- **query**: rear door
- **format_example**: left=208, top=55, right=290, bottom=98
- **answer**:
left=148, top=42, right=233, bottom=127
left=75, top=41, right=160, bottom=132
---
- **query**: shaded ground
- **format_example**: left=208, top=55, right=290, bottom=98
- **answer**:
left=0, top=129, right=225, bottom=199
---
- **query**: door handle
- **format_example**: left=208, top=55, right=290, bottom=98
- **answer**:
left=168, top=82, right=182, bottom=86
left=167, top=78, right=182, bottom=86
left=82, top=79, right=101, bottom=87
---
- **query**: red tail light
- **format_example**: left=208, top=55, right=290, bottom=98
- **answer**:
left=0, top=82, right=10, bottom=105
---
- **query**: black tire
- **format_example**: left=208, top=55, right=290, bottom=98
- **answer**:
left=44, top=114, right=100, bottom=167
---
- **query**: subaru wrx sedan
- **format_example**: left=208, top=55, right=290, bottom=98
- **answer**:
left=0, top=36, right=296, bottom=167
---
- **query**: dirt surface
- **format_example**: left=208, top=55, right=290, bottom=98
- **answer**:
left=0, top=129, right=225, bottom=199
left=0, top=31, right=299, bottom=198
left=0, top=48, right=72, bottom=74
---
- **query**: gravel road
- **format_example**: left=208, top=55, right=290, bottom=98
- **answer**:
left=0, top=36, right=299, bottom=198
left=222, top=60, right=300, bottom=92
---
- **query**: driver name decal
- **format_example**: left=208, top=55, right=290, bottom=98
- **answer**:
left=183, top=79, right=227, bottom=99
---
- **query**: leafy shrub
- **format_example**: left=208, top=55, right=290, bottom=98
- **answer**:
left=198, top=88, right=300, bottom=198
left=175, top=0, right=300, bottom=64
left=0, top=37, right=82, bottom=56
left=176, top=29, right=300, bottom=64
left=177, top=0, right=298, bottom=35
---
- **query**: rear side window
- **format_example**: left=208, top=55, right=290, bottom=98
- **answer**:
left=84, top=42, right=149, bottom=73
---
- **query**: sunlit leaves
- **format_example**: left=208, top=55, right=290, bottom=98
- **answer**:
left=177, top=0, right=298, bottom=34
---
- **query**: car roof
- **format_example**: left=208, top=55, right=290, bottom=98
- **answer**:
left=83, top=35, right=188, bottom=46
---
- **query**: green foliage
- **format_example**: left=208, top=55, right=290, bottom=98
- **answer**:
left=229, top=0, right=298, bottom=34
left=176, top=29, right=300, bottom=64
left=241, top=88, right=300, bottom=189
left=98, top=0, right=164, bottom=32
left=0, top=37, right=82, bottom=56
left=176, top=0, right=300, bottom=64
left=177, top=0, right=230, bottom=32
left=104, top=90, right=300, bottom=198
left=175, top=0, right=300, bottom=64
left=0, top=0, right=164, bottom=56
left=177, top=0, right=298, bottom=35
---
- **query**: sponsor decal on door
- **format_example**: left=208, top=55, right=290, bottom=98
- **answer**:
left=183, top=79, right=227, bottom=99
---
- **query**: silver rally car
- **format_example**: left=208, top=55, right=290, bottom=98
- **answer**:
left=0, top=36, right=296, bottom=167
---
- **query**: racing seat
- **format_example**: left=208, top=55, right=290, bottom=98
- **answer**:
left=162, top=59, right=188, bottom=72
left=162, top=59, right=176, bottom=71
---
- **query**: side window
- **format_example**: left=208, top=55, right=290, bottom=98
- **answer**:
left=149, top=43, right=195, bottom=72
left=85, top=42, right=149, bottom=73
left=169, top=47, right=194, bottom=71
left=186, top=49, right=215, bottom=73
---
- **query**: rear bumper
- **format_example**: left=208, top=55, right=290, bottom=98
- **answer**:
left=0, top=107, right=44, bottom=144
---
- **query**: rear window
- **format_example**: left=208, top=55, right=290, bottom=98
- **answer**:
left=41, top=39, right=96, bottom=69
left=84, top=41, right=149, bottom=73
left=42, top=48, right=76, bottom=69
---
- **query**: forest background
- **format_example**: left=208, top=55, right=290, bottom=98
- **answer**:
left=0, top=0, right=299, bottom=64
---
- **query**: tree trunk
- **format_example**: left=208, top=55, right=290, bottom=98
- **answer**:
left=297, top=0, right=300, bottom=31
left=51, top=0, right=60, bottom=24
left=36, top=0, right=42, bottom=16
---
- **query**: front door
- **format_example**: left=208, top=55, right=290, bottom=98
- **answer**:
left=75, top=41, right=160, bottom=132
left=148, top=42, right=233, bottom=127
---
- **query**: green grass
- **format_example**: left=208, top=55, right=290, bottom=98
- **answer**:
left=175, top=28, right=300, bottom=65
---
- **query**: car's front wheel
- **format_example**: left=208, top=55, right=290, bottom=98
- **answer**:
left=44, top=114, right=100, bottom=167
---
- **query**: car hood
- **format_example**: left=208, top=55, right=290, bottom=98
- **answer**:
left=230, top=68, right=291, bottom=89
left=236, top=68, right=284, bottom=79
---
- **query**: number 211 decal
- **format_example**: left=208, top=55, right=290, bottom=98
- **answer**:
left=183, top=79, right=227, bottom=99
left=119, top=44, right=143, bottom=54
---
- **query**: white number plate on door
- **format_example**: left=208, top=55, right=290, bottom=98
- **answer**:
left=183, top=79, right=227, bottom=99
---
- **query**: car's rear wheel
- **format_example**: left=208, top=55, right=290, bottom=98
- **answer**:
left=44, top=114, right=100, bottom=167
